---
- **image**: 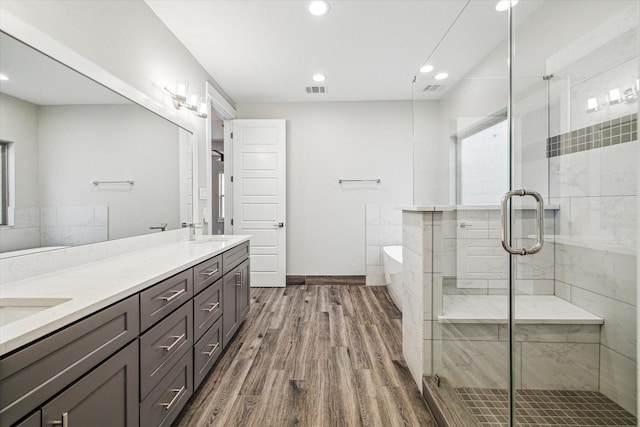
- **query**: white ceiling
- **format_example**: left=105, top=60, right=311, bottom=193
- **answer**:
left=146, top=0, right=533, bottom=103
left=0, top=32, right=129, bottom=106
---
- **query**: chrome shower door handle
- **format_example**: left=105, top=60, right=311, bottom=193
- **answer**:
left=501, top=189, right=544, bottom=256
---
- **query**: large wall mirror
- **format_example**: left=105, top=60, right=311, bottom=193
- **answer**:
left=0, top=31, right=193, bottom=257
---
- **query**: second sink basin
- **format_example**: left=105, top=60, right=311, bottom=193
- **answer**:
left=0, top=297, right=72, bottom=327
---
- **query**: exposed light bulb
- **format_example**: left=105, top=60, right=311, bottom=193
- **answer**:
left=175, top=81, right=189, bottom=100
left=313, top=73, right=326, bottom=82
left=434, top=72, right=449, bottom=80
left=586, top=97, right=599, bottom=113
left=496, top=0, right=519, bottom=12
left=420, top=64, right=434, bottom=73
left=608, top=88, right=622, bottom=104
left=309, top=1, right=330, bottom=16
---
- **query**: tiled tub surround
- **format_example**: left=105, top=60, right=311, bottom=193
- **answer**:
left=0, top=205, right=109, bottom=254
left=546, top=114, right=637, bottom=158
left=365, top=204, right=402, bottom=286
left=0, top=233, right=250, bottom=355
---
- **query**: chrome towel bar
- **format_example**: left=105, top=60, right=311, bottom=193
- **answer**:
left=91, top=180, right=135, bottom=185
left=338, top=179, right=381, bottom=184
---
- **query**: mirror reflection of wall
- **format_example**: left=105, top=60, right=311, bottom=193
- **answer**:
left=210, top=117, right=224, bottom=235
left=0, top=32, right=192, bottom=256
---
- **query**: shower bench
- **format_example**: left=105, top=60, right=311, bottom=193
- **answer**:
left=432, top=295, right=603, bottom=391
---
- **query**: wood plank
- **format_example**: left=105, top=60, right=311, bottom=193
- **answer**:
left=176, top=284, right=435, bottom=426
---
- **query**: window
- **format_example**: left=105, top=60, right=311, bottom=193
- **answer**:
left=0, top=141, right=9, bottom=225
left=457, top=118, right=509, bottom=205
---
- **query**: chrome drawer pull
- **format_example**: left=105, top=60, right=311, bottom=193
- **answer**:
left=160, top=333, right=185, bottom=352
left=50, top=413, right=68, bottom=427
left=235, top=271, right=243, bottom=287
left=200, top=268, right=219, bottom=277
left=202, top=301, right=220, bottom=313
left=161, top=386, right=186, bottom=411
left=160, top=288, right=186, bottom=302
left=202, top=342, right=220, bottom=357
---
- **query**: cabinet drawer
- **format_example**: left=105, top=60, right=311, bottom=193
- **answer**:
left=41, top=340, right=139, bottom=427
left=193, top=281, right=222, bottom=341
left=140, top=349, right=193, bottom=427
left=14, top=412, right=39, bottom=427
left=222, top=241, right=249, bottom=274
left=140, top=270, right=193, bottom=332
left=194, top=316, right=223, bottom=390
left=193, top=254, right=222, bottom=295
left=140, top=302, right=193, bottom=400
left=0, top=295, right=139, bottom=427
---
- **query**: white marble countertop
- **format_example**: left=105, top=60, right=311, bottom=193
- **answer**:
left=438, top=295, right=603, bottom=324
left=0, top=235, right=250, bottom=355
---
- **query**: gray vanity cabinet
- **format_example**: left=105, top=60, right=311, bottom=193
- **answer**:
left=222, top=258, right=250, bottom=348
left=0, top=295, right=139, bottom=427
left=41, top=341, right=139, bottom=427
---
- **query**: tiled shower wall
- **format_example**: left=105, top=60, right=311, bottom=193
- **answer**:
left=548, top=133, right=637, bottom=414
left=365, top=204, right=402, bottom=286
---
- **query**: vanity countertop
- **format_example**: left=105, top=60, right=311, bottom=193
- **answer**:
left=0, top=235, right=250, bottom=356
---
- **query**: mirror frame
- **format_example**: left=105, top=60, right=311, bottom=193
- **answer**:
left=0, top=10, right=199, bottom=249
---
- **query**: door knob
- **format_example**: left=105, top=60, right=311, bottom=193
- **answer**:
left=274, top=222, right=284, bottom=228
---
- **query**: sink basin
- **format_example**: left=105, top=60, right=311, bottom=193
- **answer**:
left=190, top=235, right=237, bottom=243
left=0, top=297, right=71, bottom=327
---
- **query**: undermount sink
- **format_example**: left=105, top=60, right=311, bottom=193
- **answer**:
left=0, top=297, right=72, bottom=327
left=190, top=235, right=237, bottom=243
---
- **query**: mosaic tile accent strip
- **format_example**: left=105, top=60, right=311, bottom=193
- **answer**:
left=547, top=114, right=637, bottom=158
left=456, top=388, right=637, bottom=426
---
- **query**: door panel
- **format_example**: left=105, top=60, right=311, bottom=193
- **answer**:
left=232, top=119, right=286, bottom=287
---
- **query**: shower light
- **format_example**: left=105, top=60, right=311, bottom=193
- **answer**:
left=586, top=97, right=599, bottom=113
left=420, top=64, right=434, bottom=73
left=608, top=88, right=622, bottom=105
left=495, top=0, right=519, bottom=12
left=313, top=73, right=326, bottom=82
left=435, top=72, right=448, bottom=80
left=309, top=1, right=330, bottom=16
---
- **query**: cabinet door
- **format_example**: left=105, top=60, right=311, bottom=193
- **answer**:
left=236, top=260, right=251, bottom=322
left=41, top=341, right=139, bottom=427
left=221, top=269, right=238, bottom=348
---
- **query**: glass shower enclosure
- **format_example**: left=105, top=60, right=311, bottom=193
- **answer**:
left=413, top=1, right=638, bottom=425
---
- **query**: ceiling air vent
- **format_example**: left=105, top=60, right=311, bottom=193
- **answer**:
left=306, top=85, right=327, bottom=94
left=423, top=84, right=445, bottom=93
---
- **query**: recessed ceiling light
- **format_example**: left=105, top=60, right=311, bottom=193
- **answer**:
left=495, top=0, right=519, bottom=12
left=420, top=64, right=434, bottom=73
left=313, top=73, right=326, bottom=82
left=309, top=1, right=330, bottom=16
left=435, top=72, right=448, bottom=80
left=0, top=73, right=9, bottom=81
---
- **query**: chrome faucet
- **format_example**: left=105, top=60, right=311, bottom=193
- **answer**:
left=149, top=223, right=168, bottom=232
left=183, top=222, right=204, bottom=241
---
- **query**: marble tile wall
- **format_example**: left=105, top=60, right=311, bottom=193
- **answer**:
left=0, top=207, right=41, bottom=252
left=40, top=206, right=109, bottom=247
left=554, top=242, right=637, bottom=415
left=402, top=210, right=429, bottom=390
left=366, top=204, right=402, bottom=286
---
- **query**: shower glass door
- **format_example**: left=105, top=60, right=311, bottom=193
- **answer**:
left=511, top=1, right=638, bottom=425
left=418, top=1, right=638, bottom=426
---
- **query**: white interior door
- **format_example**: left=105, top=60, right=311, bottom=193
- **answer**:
left=232, top=119, right=286, bottom=287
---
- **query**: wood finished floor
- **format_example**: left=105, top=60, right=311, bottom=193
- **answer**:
left=175, top=284, right=436, bottom=427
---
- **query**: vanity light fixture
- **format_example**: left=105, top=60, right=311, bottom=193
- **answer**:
left=495, top=0, right=519, bottom=12
left=0, top=73, right=9, bottom=81
left=313, top=73, right=327, bottom=82
left=420, top=64, right=434, bottom=73
left=435, top=72, right=449, bottom=80
left=309, top=1, right=330, bottom=16
left=586, top=97, right=599, bottom=113
left=165, top=80, right=208, bottom=118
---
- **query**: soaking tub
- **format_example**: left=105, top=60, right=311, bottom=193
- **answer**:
left=382, top=245, right=403, bottom=312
